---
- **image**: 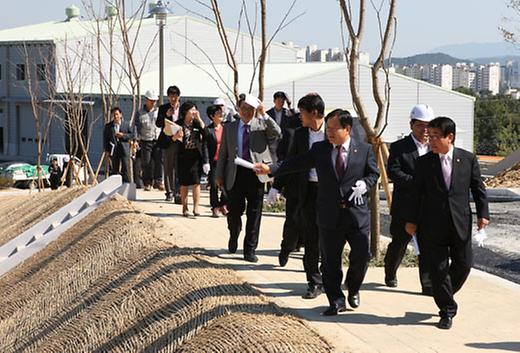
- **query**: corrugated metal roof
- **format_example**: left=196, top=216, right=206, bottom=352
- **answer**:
left=87, top=62, right=345, bottom=98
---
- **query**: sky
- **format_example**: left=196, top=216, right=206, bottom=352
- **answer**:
left=0, top=0, right=512, bottom=58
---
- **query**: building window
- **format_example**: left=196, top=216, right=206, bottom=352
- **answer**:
left=37, top=64, right=46, bottom=81
left=16, top=64, right=26, bottom=81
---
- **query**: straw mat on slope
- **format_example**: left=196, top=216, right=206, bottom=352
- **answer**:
left=0, top=196, right=331, bottom=353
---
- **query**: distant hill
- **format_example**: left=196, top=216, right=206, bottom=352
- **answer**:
left=388, top=53, right=469, bottom=66
left=429, top=42, right=517, bottom=59
left=472, top=55, right=520, bottom=65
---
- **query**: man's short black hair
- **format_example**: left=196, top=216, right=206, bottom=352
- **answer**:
left=325, top=109, right=353, bottom=128
left=273, top=91, right=287, bottom=100
left=167, top=85, right=181, bottom=96
left=110, top=107, right=122, bottom=115
left=206, top=104, right=222, bottom=120
left=428, top=116, right=456, bottom=142
left=297, top=93, right=325, bottom=116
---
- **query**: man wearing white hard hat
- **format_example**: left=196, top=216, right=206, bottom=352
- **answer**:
left=384, top=104, right=434, bottom=295
left=133, top=90, right=164, bottom=191
left=215, top=94, right=281, bottom=263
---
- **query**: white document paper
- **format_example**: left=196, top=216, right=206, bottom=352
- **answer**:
left=109, top=142, right=115, bottom=157
left=164, top=119, right=182, bottom=137
left=234, top=156, right=255, bottom=170
left=411, top=235, right=420, bottom=256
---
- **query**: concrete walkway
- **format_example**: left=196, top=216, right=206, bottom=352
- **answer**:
left=133, top=190, right=520, bottom=353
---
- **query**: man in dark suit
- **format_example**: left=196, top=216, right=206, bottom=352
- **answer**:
left=266, top=91, right=299, bottom=163
left=405, top=116, right=489, bottom=330
left=384, top=104, right=434, bottom=295
left=156, top=85, right=183, bottom=203
left=256, top=111, right=380, bottom=315
left=103, top=107, right=133, bottom=182
left=271, top=94, right=326, bottom=300
left=215, top=94, right=282, bottom=263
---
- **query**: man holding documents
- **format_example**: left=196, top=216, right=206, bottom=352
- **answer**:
left=405, top=116, right=489, bottom=329
left=157, top=85, right=183, bottom=202
left=215, top=94, right=281, bottom=263
left=384, top=104, right=434, bottom=295
left=255, top=112, right=379, bottom=315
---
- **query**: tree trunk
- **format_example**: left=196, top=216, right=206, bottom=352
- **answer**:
left=258, top=0, right=267, bottom=101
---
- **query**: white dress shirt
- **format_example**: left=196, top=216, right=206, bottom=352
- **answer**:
left=411, top=133, right=429, bottom=156
left=308, top=122, right=325, bottom=182
left=331, top=138, right=351, bottom=173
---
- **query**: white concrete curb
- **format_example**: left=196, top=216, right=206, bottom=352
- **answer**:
left=0, top=175, right=124, bottom=277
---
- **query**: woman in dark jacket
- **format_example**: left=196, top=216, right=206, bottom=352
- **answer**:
left=177, top=101, right=209, bottom=216
left=204, top=104, right=228, bottom=217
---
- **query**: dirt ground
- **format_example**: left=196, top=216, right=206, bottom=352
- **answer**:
left=0, top=196, right=331, bottom=353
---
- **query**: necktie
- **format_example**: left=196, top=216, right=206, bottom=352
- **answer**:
left=335, top=145, right=345, bottom=179
left=441, top=155, right=451, bottom=189
left=242, top=124, right=251, bottom=162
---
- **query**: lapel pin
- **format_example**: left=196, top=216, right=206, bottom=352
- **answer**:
left=456, top=158, right=460, bottom=162
left=354, top=149, right=358, bottom=153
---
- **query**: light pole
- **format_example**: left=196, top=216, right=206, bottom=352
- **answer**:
left=153, top=1, right=168, bottom=105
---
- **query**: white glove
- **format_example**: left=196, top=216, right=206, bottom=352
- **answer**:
left=348, top=180, right=367, bottom=206
left=266, top=187, right=280, bottom=205
left=202, top=163, right=211, bottom=175
left=473, top=229, right=487, bottom=247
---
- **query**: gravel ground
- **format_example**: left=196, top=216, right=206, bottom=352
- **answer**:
left=379, top=200, right=520, bottom=284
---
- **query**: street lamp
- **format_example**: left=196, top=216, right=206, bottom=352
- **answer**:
left=153, top=1, right=169, bottom=105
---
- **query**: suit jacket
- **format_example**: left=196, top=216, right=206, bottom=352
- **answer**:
left=408, top=148, right=489, bottom=241
left=156, top=102, right=181, bottom=149
left=204, top=122, right=225, bottom=162
left=215, top=115, right=282, bottom=190
left=103, top=120, right=133, bottom=157
left=271, top=138, right=380, bottom=230
left=387, top=134, right=420, bottom=220
left=266, top=107, right=300, bottom=162
left=273, top=126, right=313, bottom=202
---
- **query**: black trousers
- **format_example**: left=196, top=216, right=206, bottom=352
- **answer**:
left=208, top=160, right=227, bottom=209
left=226, top=166, right=264, bottom=255
left=319, top=209, right=370, bottom=306
left=301, top=182, right=322, bottom=287
left=384, top=217, right=432, bottom=290
left=163, top=143, right=180, bottom=197
left=279, top=194, right=300, bottom=253
left=420, top=220, right=472, bottom=319
left=111, top=151, right=129, bottom=183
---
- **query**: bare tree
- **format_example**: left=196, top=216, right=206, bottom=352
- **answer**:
left=339, top=0, right=397, bottom=258
left=20, top=43, right=55, bottom=191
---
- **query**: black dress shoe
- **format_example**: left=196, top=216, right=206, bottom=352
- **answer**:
left=244, top=253, right=259, bottom=263
left=347, top=293, right=360, bottom=308
left=385, top=277, right=398, bottom=288
left=278, top=250, right=290, bottom=267
left=437, top=317, right=453, bottom=329
left=174, top=195, right=182, bottom=204
left=228, top=238, right=238, bottom=254
left=165, top=195, right=173, bottom=202
left=322, top=303, right=347, bottom=316
left=302, top=285, right=323, bottom=299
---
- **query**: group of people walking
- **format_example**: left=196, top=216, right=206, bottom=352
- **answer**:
left=104, top=87, right=490, bottom=330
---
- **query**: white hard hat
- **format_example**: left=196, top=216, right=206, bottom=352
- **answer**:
left=213, top=97, right=226, bottom=106
left=409, top=104, right=434, bottom=122
left=243, top=94, right=261, bottom=109
left=144, top=90, right=158, bottom=101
